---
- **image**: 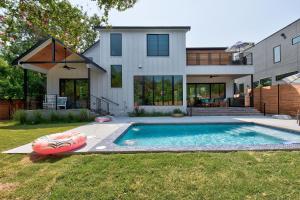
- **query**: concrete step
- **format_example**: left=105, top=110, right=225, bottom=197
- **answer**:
left=190, top=107, right=262, bottom=116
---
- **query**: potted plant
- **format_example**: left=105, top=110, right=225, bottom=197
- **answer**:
left=172, top=108, right=184, bottom=117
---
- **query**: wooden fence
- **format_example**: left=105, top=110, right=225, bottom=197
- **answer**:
left=0, top=100, right=24, bottom=120
left=254, top=84, right=300, bottom=116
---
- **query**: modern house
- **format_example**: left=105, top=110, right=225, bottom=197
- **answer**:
left=235, top=18, right=300, bottom=93
left=13, top=26, right=254, bottom=115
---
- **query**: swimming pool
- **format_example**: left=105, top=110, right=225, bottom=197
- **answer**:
left=114, top=123, right=300, bottom=148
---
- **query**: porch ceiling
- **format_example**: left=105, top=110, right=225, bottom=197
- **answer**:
left=12, top=37, right=106, bottom=73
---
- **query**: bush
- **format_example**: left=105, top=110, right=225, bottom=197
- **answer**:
left=13, top=110, right=27, bottom=124
left=173, top=108, right=183, bottom=114
left=49, top=111, right=60, bottom=122
left=78, top=109, right=90, bottom=122
left=128, top=109, right=171, bottom=117
left=31, top=111, right=44, bottom=124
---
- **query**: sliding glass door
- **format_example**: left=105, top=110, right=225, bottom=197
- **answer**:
left=187, top=83, right=226, bottom=106
left=60, top=79, right=88, bottom=109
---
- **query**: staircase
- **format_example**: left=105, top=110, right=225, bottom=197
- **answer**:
left=190, top=107, right=262, bottom=116
left=90, top=95, right=119, bottom=116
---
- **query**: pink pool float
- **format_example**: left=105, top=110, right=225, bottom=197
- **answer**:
left=95, top=116, right=112, bottom=123
left=32, top=132, right=87, bottom=155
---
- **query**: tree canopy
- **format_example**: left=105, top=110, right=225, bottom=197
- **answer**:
left=0, top=0, right=137, bottom=99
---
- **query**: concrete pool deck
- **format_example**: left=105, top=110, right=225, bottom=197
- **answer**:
left=3, top=115, right=300, bottom=154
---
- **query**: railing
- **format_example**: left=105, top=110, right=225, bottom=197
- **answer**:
left=228, top=96, right=245, bottom=107
left=186, top=52, right=249, bottom=66
left=90, top=95, right=119, bottom=115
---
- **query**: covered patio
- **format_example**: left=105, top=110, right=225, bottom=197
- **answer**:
left=12, top=37, right=106, bottom=110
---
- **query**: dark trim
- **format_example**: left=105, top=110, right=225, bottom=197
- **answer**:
left=255, top=18, right=300, bottom=46
left=12, top=36, right=106, bottom=72
left=250, top=74, right=254, bottom=107
left=23, top=69, right=28, bottom=110
left=12, top=37, right=51, bottom=65
left=88, top=68, right=91, bottom=109
left=273, top=45, right=281, bottom=64
left=95, top=26, right=191, bottom=31
left=82, top=40, right=100, bottom=54
left=147, top=34, right=169, bottom=57
left=52, top=38, right=56, bottom=62
left=186, top=47, right=227, bottom=51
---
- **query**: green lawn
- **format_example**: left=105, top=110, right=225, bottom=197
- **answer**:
left=0, top=121, right=299, bottom=200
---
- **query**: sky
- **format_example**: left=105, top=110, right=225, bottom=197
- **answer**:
left=70, top=0, right=300, bottom=47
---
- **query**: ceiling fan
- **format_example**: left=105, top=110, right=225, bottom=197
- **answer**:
left=209, top=75, right=218, bottom=78
left=62, top=47, right=76, bottom=70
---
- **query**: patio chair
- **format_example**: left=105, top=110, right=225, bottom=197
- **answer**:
left=43, top=95, right=56, bottom=109
left=57, top=97, right=67, bottom=109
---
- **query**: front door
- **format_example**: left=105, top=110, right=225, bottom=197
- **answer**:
left=59, top=79, right=88, bottom=108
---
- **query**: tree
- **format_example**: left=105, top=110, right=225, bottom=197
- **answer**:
left=0, top=0, right=137, bottom=99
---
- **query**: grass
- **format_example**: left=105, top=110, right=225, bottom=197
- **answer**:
left=0, top=121, right=300, bottom=199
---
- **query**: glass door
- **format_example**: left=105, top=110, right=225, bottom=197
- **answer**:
left=60, top=79, right=88, bottom=108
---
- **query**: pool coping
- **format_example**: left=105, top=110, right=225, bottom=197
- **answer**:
left=89, top=121, right=300, bottom=153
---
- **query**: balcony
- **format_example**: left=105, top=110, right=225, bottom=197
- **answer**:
left=186, top=52, right=250, bottom=66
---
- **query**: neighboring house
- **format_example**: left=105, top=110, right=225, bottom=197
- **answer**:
left=235, top=18, right=300, bottom=93
left=13, top=26, right=254, bottom=115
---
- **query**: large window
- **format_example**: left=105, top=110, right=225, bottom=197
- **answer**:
left=134, top=75, right=183, bottom=106
left=187, top=83, right=226, bottom=102
left=292, top=35, right=300, bottom=45
left=273, top=45, right=281, bottom=63
left=110, top=33, right=122, bottom=56
left=111, top=65, right=122, bottom=88
left=147, top=34, right=169, bottom=56
left=239, top=83, right=244, bottom=94
left=260, top=77, right=272, bottom=86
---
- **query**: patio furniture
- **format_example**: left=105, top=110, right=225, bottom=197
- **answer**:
left=43, top=95, right=67, bottom=109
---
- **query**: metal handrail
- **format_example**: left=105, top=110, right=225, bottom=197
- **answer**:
left=101, top=96, right=119, bottom=106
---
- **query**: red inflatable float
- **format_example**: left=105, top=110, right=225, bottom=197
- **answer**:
left=32, top=132, right=87, bottom=155
left=95, top=116, right=112, bottom=123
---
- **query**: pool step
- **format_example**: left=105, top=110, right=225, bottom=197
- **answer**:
left=190, top=107, right=262, bottom=116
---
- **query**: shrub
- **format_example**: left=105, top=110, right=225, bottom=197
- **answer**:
left=13, top=110, right=27, bottom=124
left=173, top=108, right=183, bottom=114
left=78, top=109, right=90, bottom=122
left=67, top=112, right=75, bottom=122
left=49, top=111, right=60, bottom=122
left=31, top=111, right=44, bottom=124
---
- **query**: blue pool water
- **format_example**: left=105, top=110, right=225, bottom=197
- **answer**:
left=114, top=123, right=300, bottom=147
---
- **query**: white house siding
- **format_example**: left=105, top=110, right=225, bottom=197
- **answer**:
left=236, top=19, right=300, bottom=89
left=84, top=29, right=188, bottom=115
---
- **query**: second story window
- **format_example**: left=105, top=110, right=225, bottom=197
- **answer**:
left=273, top=45, right=281, bottom=63
left=292, top=35, right=300, bottom=45
left=110, top=33, right=122, bottom=56
left=147, top=34, right=169, bottom=56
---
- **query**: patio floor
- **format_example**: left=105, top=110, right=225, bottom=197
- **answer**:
left=3, top=115, right=300, bottom=154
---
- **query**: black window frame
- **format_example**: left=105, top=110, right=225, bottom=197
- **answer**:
left=111, top=65, right=122, bottom=88
left=273, top=45, right=281, bottom=64
left=147, top=34, right=169, bottom=56
left=133, top=75, right=183, bottom=106
left=275, top=71, right=299, bottom=81
left=187, top=83, right=226, bottom=100
left=292, top=35, right=300, bottom=45
left=110, top=33, right=122, bottom=56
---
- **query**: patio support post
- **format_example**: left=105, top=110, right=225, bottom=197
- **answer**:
left=250, top=74, right=254, bottom=107
left=87, top=66, right=91, bottom=110
left=23, top=68, right=28, bottom=110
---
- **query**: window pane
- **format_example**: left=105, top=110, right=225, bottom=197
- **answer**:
left=110, top=33, right=122, bottom=56
left=196, top=84, right=210, bottom=99
left=239, top=84, right=244, bottom=94
left=144, top=76, right=154, bottom=105
left=158, top=34, right=169, bottom=56
left=292, top=36, right=300, bottom=45
left=219, top=84, right=225, bottom=98
left=147, top=34, right=169, bottom=56
left=187, top=84, right=196, bottom=106
left=260, top=77, right=272, bottom=86
left=273, top=46, right=281, bottom=63
left=154, top=76, right=163, bottom=105
left=211, top=84, right=220, bottom=99
left=134, top=76, right=143, bottom=105
left=173, top=76, right=183, bottom=105
left=147, top=35, right=158, bottom=56
left=163, top=76, right=173, bottom=105
left=111, top=65, right=122, bottom=88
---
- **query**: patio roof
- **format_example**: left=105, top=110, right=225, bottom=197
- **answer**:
left=12, top=36, right=106, bottom=73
